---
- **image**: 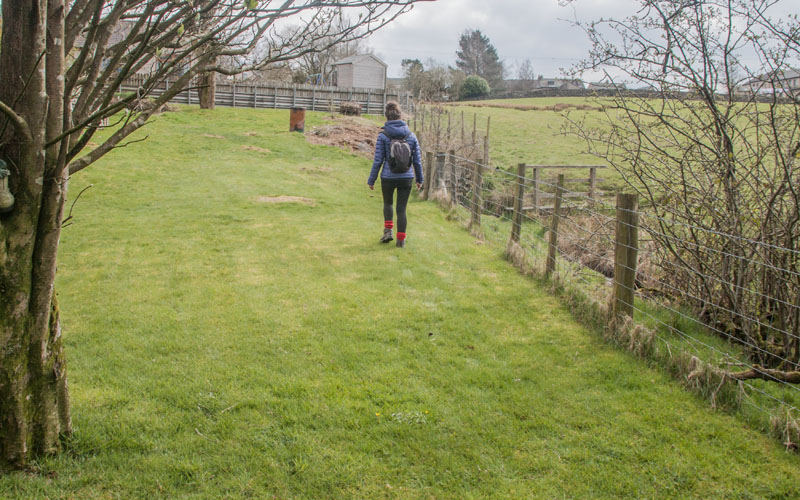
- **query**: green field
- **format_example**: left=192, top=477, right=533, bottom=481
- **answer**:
left=445, top=97, right=626, bottom=193
left=1, top=106, right=799, bottom=499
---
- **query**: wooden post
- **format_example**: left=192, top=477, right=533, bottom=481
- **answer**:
left=436, top=109, right=442, bottom=149
left=483, top=134, right=489, bottom=169
left=446, top=111, right=452, bottom=147
left=367, top=90, right=371, bottom=114
left=545, top=175, right=566, bottom=278
left=472, top=113, right=477, bottom=145
left=461, top=111, right=465, bottom=145
left=434, top=151, right=446, bottom=197
left=423, top=151, right=435, bottom=200
left=510, top=163, right=526, bottom=243
left=531, top=167, right=540, bottom=215
left=470, top=142, right=487, bottom=230
left=292, top=85, right=297, bottom=107
left=274, top=86, right=278, bottom=109
left=232, top=83, right=237, bottom=108
left=448, top=149, right=457, bottom=206
left=486, top=116, right=491, bottom=145
left=312, top=88, right=316, bottom=111
left=612, top=193, right=639, bottom=319
left=589, top=167, right=597, bottom=200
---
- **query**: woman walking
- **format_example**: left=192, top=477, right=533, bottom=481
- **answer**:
left=367, top=101, right=424, bottom=248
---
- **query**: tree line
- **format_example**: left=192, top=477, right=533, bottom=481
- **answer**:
left=403, top=28, right=536, bottom=101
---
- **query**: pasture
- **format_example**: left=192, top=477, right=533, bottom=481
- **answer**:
left=1, top=106, right=798, bottom=499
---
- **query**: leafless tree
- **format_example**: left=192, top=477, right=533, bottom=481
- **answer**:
left=565, top=0, right=800, bottom=375
left=289, top=11, right=373, bottom=85
left=0, top=0, right=432, bottom=470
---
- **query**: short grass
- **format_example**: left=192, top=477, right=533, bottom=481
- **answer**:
left=1, top=107, right=799, bottom=499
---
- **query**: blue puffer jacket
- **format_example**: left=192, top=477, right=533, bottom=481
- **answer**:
left=367, top=120, right=424, bottom=186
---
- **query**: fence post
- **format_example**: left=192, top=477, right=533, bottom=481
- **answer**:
left=546, top=174, right=566, bottom=278
left=423, top=151, right=435, bottom=200
left=434, top=151, right=446, bottom=198
left=232, top=84, right=236, bottom=108
left=469, top=146, right=486, bottom=231
left=461, top=111, right=465, bottom=145
left=448, top=149, right=457, bottom=206
left=274, top=86, right=278, bottom=109
left=312, top=88, right=316, bottom=111
left=612, top=193, right=639, bottom=319
left=472, top=113, right=477, bottom=145
left=531, top=167, right=540, bottom=215
left=446, top=112, right=452, bottom=147
left=589, top=167, right=597, bottom=200
left=510, top=163, right=526, bottom=243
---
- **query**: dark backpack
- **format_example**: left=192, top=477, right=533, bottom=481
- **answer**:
left=387, top=135, right=413, bottom=174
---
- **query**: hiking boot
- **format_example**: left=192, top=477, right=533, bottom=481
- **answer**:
left=396, top=239, right=406, bottom=248
left=380, top=228, right=393, bottom=243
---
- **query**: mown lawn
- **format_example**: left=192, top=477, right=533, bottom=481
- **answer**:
left=1, top=107, right=798, bottom=499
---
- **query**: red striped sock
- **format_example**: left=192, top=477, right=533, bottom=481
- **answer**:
left=397, top=232, right=406, bottom=241
left=384, top=221, right=394, bottom=229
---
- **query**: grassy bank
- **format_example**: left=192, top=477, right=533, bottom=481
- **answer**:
left=1, top=107, right=798, bottom=499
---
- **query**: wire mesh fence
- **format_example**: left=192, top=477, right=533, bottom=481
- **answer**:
left=412, top=104, right=800, bottom=450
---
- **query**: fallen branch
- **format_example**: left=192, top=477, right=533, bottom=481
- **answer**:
left=726, top=366, right=800, bottom=384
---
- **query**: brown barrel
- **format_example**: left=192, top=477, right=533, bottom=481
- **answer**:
left=290, top=107, right=305, bottom=133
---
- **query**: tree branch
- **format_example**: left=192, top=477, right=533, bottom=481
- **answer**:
left=0, top=100, right=33, bottom=143
left=725, top=366, right=800, bottom=384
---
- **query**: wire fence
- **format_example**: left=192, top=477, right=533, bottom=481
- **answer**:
left=411, top=104, right=800, bottom=451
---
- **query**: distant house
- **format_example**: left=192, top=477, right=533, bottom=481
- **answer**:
left=331, top=54, right=387, bottom=90
left=743, top=68, right=800, bottom=95
left=587, top=82, right=627, bottom=91
left=533, top=76, right=585, bottom=90
left=501, top=77, right=585, bottom=93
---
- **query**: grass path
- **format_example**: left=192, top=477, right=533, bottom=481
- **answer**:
left=1, top=107, right=798, bottom=499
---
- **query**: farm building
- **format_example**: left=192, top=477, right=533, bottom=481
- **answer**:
left=332, top=54, right=387, bottom=90
left=743, top=68, right=800, bottom=95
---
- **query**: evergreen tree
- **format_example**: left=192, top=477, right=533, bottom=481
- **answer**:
left=455, top=29, right=504, bottom=88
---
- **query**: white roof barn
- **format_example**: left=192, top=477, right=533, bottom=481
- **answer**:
left=332, top=54, right=387, bottom=90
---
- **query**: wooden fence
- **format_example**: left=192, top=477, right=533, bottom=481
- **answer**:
left=119, top=76, right=413, bottom=115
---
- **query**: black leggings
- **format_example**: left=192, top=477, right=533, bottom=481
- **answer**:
left=381, top=178, right=413, bottom=233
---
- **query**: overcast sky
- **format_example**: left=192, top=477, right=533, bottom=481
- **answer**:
left=367, top=0, right=797, bottom=80
left=367, top=0, right=636, bottom=80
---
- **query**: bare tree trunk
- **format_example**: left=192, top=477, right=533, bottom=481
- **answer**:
left=0, top=0, right=72, bottom=470
left=199, top=67, right=216, bottom=110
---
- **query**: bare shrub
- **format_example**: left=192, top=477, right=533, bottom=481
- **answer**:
left=566, top=0, right=800, bottom=369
